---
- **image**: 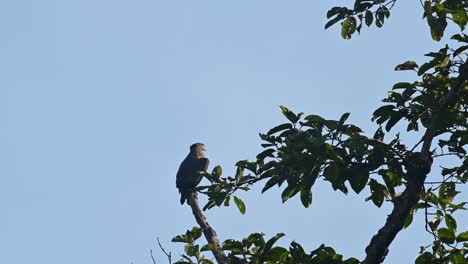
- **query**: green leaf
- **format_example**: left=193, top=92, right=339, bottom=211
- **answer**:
left=280, top=106, right=300, bottom=123
left=366, top=179, right=385, bottom=207
left=190, top=227, right=203, bottom=240
left=373, top=127, right=385, bottom=141
left=257, top=149, right=276, bottom=160
left=372, top=105, right=395, bottom=122
left=438, top=227, right=455, bottom=244
left=341, top=17, right=357, bottom=39
left=348, top=167, right=369, bottom=194
left=281, top=185, right=299, bottom=203
left=212, top=165, right=222, bottom=178
left=262, top=175, right=278, bottom=192
left=172, top=234, right=191, bottom=243
left=392, top=82, right=414, bottom=89
left=289, top=241, right=306, bottom=260
left=427, top=13, right=448, bottom=41
left=325, top=14, right=345, bottom=30
left=267, top=123, right=293, bottom=136
left=453, top=253, right=465, bottom=264
left=339, top=112, right=350, bottom=124
left=452, top=8, right=467, bottom=30
left=385, top=111, right=405, bottom=132
left=416, top=252, right=434, bottom=264
left=451, top=33, right=468, bottom=43
left=365, top=10, right=373, bottom=27
left=264, top=233, right=285, bottom=252
left=327, top=7, right=344, bottom=19
left=233, top=196, right=246, bottom=215
left=344, top=258, right=360, bottom=264
left=453, top=45, right=468, bottom=57
left=394, top=61, right=418, bottom=71
left=305, top=114, right=326, bottom=123
left=223, top=195, right=230, bottom=206
left=418, top=59, right=438, bottom=75
left=268, top=247, right=289, bottom=262
left=300, top=188, right=313, bottom=208
left=403, top=210, right=414, bottom=229
left=456, top=231, right=468, bottom=242
left=445, top=214, right=457, bottom=232
left=200, top=244, right=216, bottom=252
left=184, top=244, right=199, bottom=257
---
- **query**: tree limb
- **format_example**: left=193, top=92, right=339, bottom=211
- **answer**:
left=187, top=193, right=228, bottom=264
left=362, top=66, right=466, bottom=264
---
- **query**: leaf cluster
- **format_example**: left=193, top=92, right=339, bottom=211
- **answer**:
left=173, top=230, right=359, bottom=264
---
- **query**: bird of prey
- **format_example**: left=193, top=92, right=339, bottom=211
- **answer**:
left=176, top=143, right=209, bottom=205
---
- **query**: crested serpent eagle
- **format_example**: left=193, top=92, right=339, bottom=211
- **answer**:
left=176, top=143, right=209, bottom=205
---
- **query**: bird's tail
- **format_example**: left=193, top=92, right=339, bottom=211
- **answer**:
left=180, top=190, right=187, bottom=205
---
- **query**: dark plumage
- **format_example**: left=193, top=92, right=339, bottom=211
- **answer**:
left=176, top=143, right=209, bottom=205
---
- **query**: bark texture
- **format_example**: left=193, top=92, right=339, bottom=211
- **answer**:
left=187, top=193, right=228, bottom=264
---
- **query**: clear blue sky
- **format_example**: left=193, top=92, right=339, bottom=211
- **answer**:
left=1, top=1, right=466, bottom=264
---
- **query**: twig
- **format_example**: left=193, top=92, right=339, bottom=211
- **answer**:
left=157, top=237, right=172, bottom=263
left=150, top=249, right=157, bottom=264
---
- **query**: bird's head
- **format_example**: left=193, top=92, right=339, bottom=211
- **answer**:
left=190, top=143, right=206, bottom=157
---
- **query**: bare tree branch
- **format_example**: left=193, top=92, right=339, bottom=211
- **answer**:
left=187, top=193, right=228, bottom=264
left=158, top=237, right=172, bottom=264
left=150, top=249, right=157, bottom=264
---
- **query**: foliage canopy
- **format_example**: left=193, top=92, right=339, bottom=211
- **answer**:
left=170, top=1, right=467, bottom=263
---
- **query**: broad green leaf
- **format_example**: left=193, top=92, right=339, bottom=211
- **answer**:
left=385, top=111, right=405, bottom=132
left=190, top=227, right=203, bottom=240
left=233, top=196, right=246, bottom=215
left=263, top=233, right=285, bottom=252
left=300, top=188, right=313, bottom=208
left=445, top=214, right=457, bottom=232
left=452, top=8, right=467, bottom=30
left=172, top=234, right=191, bottom=243
left=348, top=167, right=369, bottom=194
left=184, top=244, right=199, bottom=257
left=339, top=112, right=350, bottom=124
left=281, top=185, right=299, bottom=203
left=256, top=149, right=276, bottom=160
left=327, top=6, right=347, bottom=18
left=262, top=176, right=279, bottom=193
left=392, top=82, right=413, bottom=89
left=327, top=7, right=345, bottom=19
left=453, top=45, right=468, bottom=57
left=280, top=106, right=301, bottom=123
left=403, top=211, right=413, bottom=229
left=418, top=59, right=438, bottom=75
left=200, top=244, right=216, bottom=252
left=341, top=17, right=357, bottom=39
left=212, top=165, right=222, bottom=178
left=267, top=123, right=293, bottom=136
left=344, top=258, right=360, bottom=264
left=438, top=227, right=455, bottom=244
left=456, top=231, right=468, bottom=242
left=415, top=252, right=434, bottom=264
left=451, top=33, right=468, bottom=42
left=325, top=14, right=345, bottom=29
